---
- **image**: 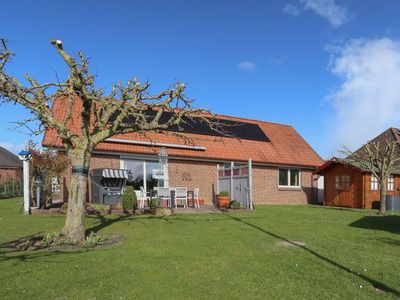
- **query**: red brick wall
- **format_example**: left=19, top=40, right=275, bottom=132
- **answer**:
left=59, top=153, right=317, bottom=205
left=0, top=168, right=22, bottom=183
left=169, top=161, right=316, bottom=205
left=252, top=166, right=315, bottom=205
left=168, top=160, right=217, bottom=204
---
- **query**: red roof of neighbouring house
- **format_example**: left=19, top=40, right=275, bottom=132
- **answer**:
left=42, top=97, right=323, bottom=168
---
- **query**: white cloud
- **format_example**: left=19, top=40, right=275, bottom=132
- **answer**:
left=237, top=61, right=256, bottom=71
left=327, top=37, right=400, bottom=152
left=283, top=0, right=349, bottom=27
left=283, top=4, right=302, bottom=16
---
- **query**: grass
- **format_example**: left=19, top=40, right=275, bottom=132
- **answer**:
left=0, top=198, right=399, bottom=299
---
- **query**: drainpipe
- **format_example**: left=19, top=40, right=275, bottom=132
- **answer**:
left=216, top=165, right=220, bottom=195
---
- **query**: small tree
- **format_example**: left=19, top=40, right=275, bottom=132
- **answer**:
left=29, top=147, right=69, bottom=208
left=341, top=140, right=400, bottom=215
left=0, top=38, right=220, bottom=242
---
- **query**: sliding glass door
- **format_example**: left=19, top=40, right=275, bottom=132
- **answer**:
left=121, top=159, right=164, bottom=194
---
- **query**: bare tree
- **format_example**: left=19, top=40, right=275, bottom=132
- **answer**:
left=341, top=140, right=400, bottom=215
left=0, top=38, right=219, bottom=242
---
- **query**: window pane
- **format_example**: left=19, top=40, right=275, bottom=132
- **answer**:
left=124, top=160, right=144, bottom=190
left=290, top=169, right=299, bottom=186
left=279, top=169, right=288, bottom=186
left=146, top=162, right=162, bottom=190
left=335, top=176, right=340, bottom=191
left=387, top=175, right=394, bottom=191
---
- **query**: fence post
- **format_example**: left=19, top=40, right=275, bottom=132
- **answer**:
left=230, top=162, right=234, bottom=200
left=248, top=159, right=253, bottom=210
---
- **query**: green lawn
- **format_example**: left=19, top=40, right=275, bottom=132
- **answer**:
left=0, top=198, right=399, bottom=299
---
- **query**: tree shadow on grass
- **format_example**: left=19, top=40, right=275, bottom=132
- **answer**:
left=85, top=213, right=155, bottom=234
left=0, top=233, right=94, bottom=266
left=85, top=214, right=131, bottom=235
left=349, top=216, right=400, bottom=234
left=224, top=214, right=400, bottom=298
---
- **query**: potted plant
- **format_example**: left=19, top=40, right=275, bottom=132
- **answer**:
left=218, top=191, right=230, bottom=208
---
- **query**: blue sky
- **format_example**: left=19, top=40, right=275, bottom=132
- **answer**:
left=1, top=0, right=400, bottom=159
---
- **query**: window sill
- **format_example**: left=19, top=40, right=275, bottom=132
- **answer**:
left=278, top=186, right=301, bottom=191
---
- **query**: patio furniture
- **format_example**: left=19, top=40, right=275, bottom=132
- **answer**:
left=135, top=189, right=146, bottom=209
left=90, top=169, right=128, bottom=205
left=157, top=187, right=171, bottom=207
left=140, top=186, right=150, bottom=207
left=193, top=187, right=200, bottom=208
left=175, top=187, right=188, bottom=208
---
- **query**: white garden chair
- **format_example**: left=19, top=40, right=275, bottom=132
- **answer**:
left=157, top=187, right=171, bottom=207
left=140, top=186, right=151, bottom=208
left=135, top=189, right=145, bottom=209
left=175, top=187, right=188, bottom=208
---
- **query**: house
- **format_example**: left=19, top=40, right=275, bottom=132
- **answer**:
left=42, top=99, right=323, bottom=206
left=315, top=128, right=400, bottom=209
left=0, top=146, right=22, bottom=183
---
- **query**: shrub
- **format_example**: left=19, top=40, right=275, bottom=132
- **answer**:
left=230, top=200, right=241, bottom=209
left=92, top=204, right=110, bottom=212
left=149, top=198, right=160, bottom=210
left=84, top=231, right=103, bottom=246
left=42, top=232, right=58, bottom=245
left=122, top=186, right=137, bottom=213
left=219, top=191, right=230, bottom=197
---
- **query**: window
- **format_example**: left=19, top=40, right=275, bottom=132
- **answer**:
left=387, top=175, right=395, bottom=191
left=123, top=159, right=165, bottom=192
left=278, top=168, right=300, bottom=187
left=342, top=175, right=350, bottom=191
left=335, top=175, right=350, bottom=191
left=371, top=175, right=379, bottom=191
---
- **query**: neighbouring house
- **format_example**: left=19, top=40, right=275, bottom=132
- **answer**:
left=0, top=146, right=22, bottom=183
left=316, top=128, right=400, bottom=209
left=42, top=99, right=323, bottom=206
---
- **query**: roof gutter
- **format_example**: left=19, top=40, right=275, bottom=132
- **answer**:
left=105, top=138, right=206, bottom=151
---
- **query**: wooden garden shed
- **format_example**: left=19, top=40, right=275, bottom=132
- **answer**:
left=316, top=128, right=400, bottom=209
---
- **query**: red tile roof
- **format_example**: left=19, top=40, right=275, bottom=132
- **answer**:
left=42, top=97, right=323, bottom=168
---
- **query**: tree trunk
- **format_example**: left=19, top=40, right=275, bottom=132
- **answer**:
left=379, top=180, right=387, bottom=216
left=61, top=149, right=91, bottom=242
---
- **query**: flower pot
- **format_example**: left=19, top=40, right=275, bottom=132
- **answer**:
left=218, top=196, right=231, bottom=208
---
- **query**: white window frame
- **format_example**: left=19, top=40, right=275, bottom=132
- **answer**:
left=278, top=168, right=301, bottom=188
left=371, top=175, right=379, bottom=191
left=387, top=175, right=395, bottom=191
